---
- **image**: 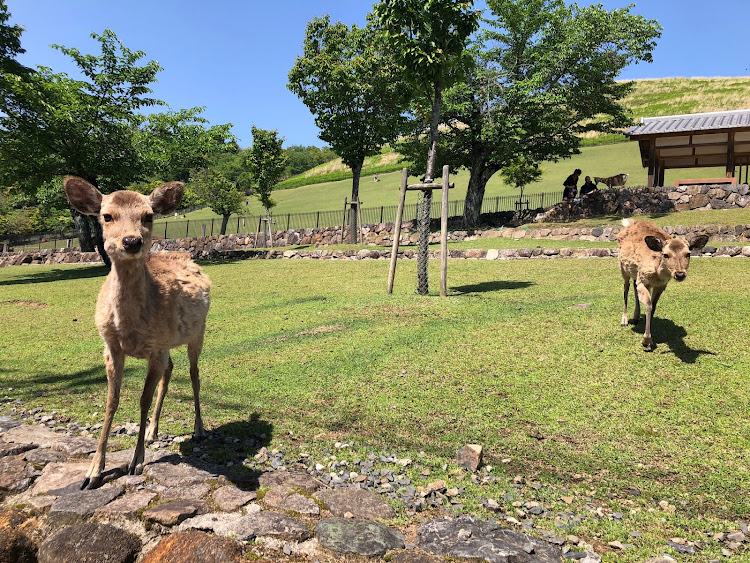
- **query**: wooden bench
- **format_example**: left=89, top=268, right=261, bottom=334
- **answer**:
left=674, top=177, right=737, bottom=187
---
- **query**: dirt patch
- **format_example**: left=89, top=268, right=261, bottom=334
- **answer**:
left=297, top=324, right=347, bottom=337
left=0, top=300, right=47, bottom=309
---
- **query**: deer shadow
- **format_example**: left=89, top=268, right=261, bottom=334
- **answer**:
left=631, top=317, right=715, bottom=363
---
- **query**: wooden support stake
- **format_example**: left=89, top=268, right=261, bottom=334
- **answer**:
left=356, top=199, right=363, bottom=244
left=341, top=197, right=348, bottom=244
left=440, top=165, right=449, bottom=297
left=387, top=168, right=409, bottom=294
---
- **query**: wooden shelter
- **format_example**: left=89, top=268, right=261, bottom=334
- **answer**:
left=625, top=109, right=750, bottom=187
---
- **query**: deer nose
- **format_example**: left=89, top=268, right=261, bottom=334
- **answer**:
left=122, top=237, right=143, bottom=253
left=674, top=272, right=686, bottom=281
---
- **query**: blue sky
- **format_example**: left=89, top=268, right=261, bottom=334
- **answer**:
left=7, top=1, right=750, bottom=148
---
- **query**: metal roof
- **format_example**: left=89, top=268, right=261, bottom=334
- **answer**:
left=625, top=109, right=750, bottom=137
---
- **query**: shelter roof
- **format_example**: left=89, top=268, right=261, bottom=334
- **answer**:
left=626, top=109, right=750, bottom=138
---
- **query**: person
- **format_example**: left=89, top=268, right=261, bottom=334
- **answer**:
left=562, top=169, right=581, bottom=201
left=580, top=176, right=598, bottom=197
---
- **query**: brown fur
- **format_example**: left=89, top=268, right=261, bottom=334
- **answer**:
left=594, top=173, right=628, bottom=188
left=617, top=219, right=707, bottom=349
left=64, top=177, right=210, bottom=488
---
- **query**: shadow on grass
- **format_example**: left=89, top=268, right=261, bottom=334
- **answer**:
left=0, top=264, right=108, bottom=286
left=631, top=317, right=715, bottom=363
left=452, top=280, right=535, bottom=294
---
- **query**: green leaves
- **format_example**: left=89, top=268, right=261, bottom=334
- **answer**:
left=246, top=126, right=287, bottom=213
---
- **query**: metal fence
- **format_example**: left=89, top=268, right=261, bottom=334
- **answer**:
left=3, top=191, right=558, bottom=252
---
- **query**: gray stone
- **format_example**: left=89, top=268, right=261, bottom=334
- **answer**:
left=258, top=470, right=322, bottom=492
left=457, top=444, right=483, bottom=472
left=94, top=491, right=156, bottom=519
left=0, top=441, right=36, bottom=458
left=160, top=482, right=211, bottom=501
left=143, top=499, right=209, bottom=526
left=37, top=523, right=140, bottom=563
left=212, top=485, right=256, bottom=511
left=316, top=518, right=405, bottom=556
left=233, top=510, right=310, bottom=542
left=31, top=461, right=89, bottom=496
left=263, top=486, right=320, bottom=515
left=49, top=484, right=124, bottom=526
left=143, top=460, right=216, bottom=487
left=416, top=515, right=560, bottom=562
left=315, top=487, right=395, bottom=520
left=0, top=417, right=21, bottom=431
left=177, top=512, right=245, bottom=535
left=24, top=447, right=66, bottom=468
left=53, top=435, right=98, bottom=458
left=0, top=454, right=36, bottom=496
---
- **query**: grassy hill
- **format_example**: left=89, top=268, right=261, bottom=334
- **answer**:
left=165, top=77, right=750, bottom=222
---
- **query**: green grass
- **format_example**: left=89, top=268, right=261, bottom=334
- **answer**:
left=2, top=257, right=750, bottom=561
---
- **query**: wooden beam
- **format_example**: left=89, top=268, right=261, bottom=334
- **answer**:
left=647, top=138, right=656, bottom=187
left=726, top=131, right=735, bottom=177
left=386, top=169, right=409, bottom=295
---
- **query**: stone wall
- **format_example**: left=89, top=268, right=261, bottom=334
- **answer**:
left=539, top=183, right=750, bottom=222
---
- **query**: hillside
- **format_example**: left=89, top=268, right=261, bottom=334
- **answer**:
left=167, top=77, right=750, bottom=221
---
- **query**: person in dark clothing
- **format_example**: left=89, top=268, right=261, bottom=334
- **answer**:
left=580, top=176, right=598, bottom=197
left=562, top=169, right=582, bottom=201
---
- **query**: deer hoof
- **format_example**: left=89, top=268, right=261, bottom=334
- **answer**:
left=81, top=475, right=102, bottom=490
left=641, top=337, right=652, bottom=350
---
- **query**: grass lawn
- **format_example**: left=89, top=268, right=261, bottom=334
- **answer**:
left=1, top=256, right=749, bottom=561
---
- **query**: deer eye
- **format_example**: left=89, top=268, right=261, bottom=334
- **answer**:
left=143, top=213, right=153, bottom=224
left=102, top=214, right=113, bottom=223
left=662, top=253, right=669, bottom=258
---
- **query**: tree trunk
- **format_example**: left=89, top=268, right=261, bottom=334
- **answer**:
left=349, top=161, right=363, bottom=244
left=72, top=208, right=95, bottom=251
left=264, top=206, right=272, bottom=247
left=91, top=217, right=111, bottom=267
left=220, top=214, right=230, bottom=235
left=463, top=157, right=499, bottom=228
left=424, top=81, right=443, bottom=183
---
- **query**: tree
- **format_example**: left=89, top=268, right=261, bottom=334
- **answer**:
left=424, top=0, right=661, bottom=226
left=500, top=157, right=542, bottom=210
left=245, top=126, right=287, bottom=244
left=288, top=15, right=408, bottom=242
left=0, top=0, right=31, bottom=79
left=0, top=29, right=235, bottom=261
left=189, top=168, right=243, bottom=235
left=373, top=0, right=479, bottom=294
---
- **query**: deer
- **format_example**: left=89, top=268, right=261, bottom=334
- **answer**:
left=617, top=219, right=708, bottom=349
left=63, top=177, right=211, bottom=489
left=594, top=173, right=628, bottom=189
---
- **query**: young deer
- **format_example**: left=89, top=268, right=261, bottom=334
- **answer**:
left=64, top=177, right=211, bottom=489
left=617, top=219, right=708, bottom=349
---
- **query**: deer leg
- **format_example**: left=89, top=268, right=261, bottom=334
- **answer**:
left=636, top=281, right=653, bottom=349
left=621, top=277, right=630, bottom=326
left=188, top=333, right=207, bottom=440
left=82, top=345, right=124, bottom=489
left=632, top=280, right=640, bottom=324
left=145, top=355, right=173, bottom=443
left=128, top=352, right=167, bottom=476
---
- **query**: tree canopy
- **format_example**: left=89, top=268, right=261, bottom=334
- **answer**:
left=188, top=168, right=243, bottom=235
left=246, top=126, right=287, bottom=214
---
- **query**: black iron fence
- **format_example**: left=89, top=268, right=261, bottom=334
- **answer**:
left=3, top=191, right=558, bottom=252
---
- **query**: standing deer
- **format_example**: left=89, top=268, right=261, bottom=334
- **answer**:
left=617, top=219, right=708, bottom=349
left=64, top=177, right=211, bottom=489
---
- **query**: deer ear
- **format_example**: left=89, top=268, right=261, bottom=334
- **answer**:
left=688, top=233, right=709, bottom=251
left=63, top=177, right=103, bottom=216
left=150, top=182, right=184, bottom=215
left=644, top=235, right=663, bottom=252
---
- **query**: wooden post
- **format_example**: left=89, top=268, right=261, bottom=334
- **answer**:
left=356, top=199, right=363, bottom=244
left=341, top=197, right=348, bottom=244
left=657, top=161, right=665, bottom=187
left=647, top=138, right=656, bottom=188
left=255, top=215, right=262, bottom=248
left=727, top=131, right=735, bottom=178
left=440, top=165, right=449, bottom=297
left=387, top=168, right=408, bottom=294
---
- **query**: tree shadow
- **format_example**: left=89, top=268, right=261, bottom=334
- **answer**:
left=0, top=265, right=108, bottom=286
left=631, top=317, right=715, bottom=363
left=452, top=280, right=535, bottom=294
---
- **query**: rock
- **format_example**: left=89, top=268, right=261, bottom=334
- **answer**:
left=257, top=470, right=322, bottom=492
left=94, top=491, right=157, bottom=519
left=0, top=454, right=36, bottom=497
left=0, top=417, right=21, bottom=431
left=143, top=499, right=210, bottom=526
left=142, top=532, right=243, bottom=563
left=211, top=485, right=256, bottom=512
left=177, top=512, right=245, bottom=535
left=667, top=541, right=695, bottom=555
left=486, top=249, right=499, bottom=260
left=315, top=487, right=395, bottom=520
left=0, top=508, right=38, bottom=563
left=159, top=482, right=211, bottom=501
left=457, top=444, right=483, bottom=472
left=143, top=460, right=215, bottom=487
left=142, top=531, right=243, bottom=563
left=37, top=523, right=140, bottom=563
left=31, top=461, right=98, bottom=496
left=316, top=518, right=405, bottom=556
left=233, top=511, right=310, bottom=542
left=24, top=448, right=67, bottom=468
left=0, top=442, right=36, bottom=458
left=48, top=485, right=124, bottom=526
left=416, top=515, right=559, bottom=563
left=263, top=487, right=320, bottom=515
left=391, top=551, right=444, bottom=563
